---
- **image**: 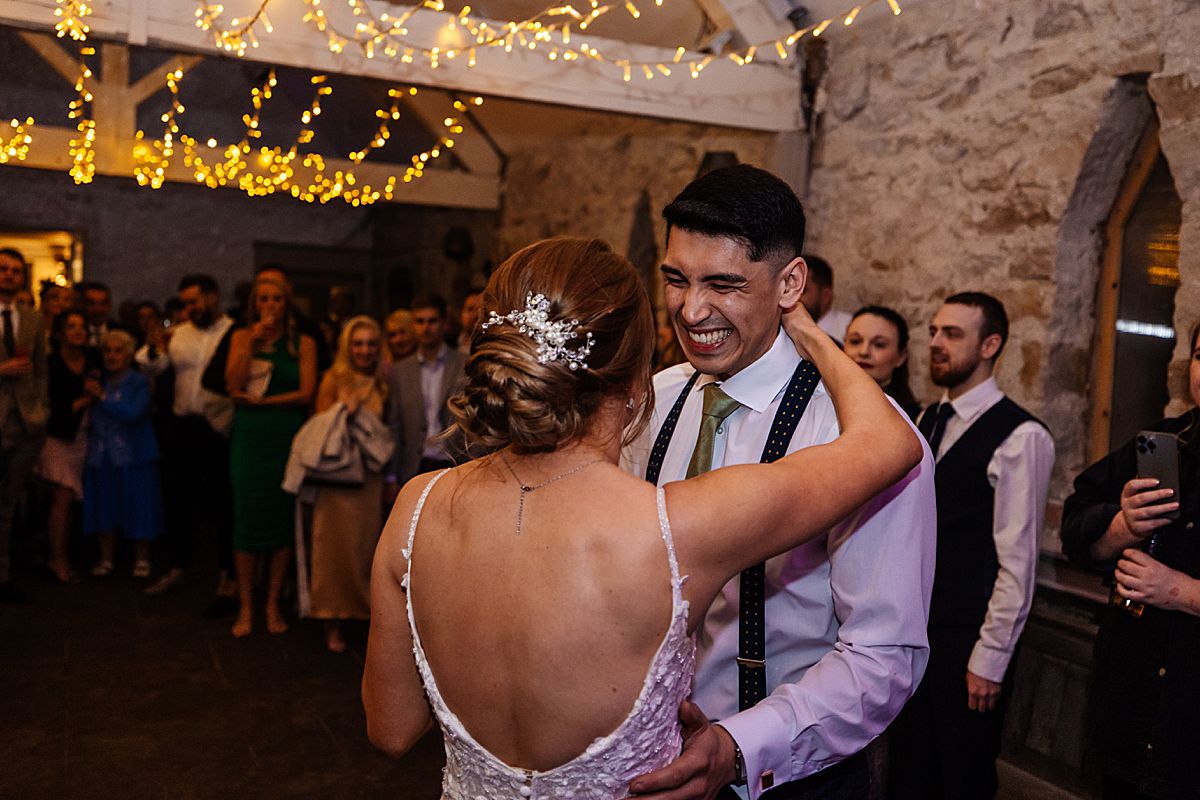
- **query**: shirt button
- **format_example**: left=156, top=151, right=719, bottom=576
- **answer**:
left=1147, top=743, right=1154, bottom=751
left=1159, top=667, right=1167, bottom=677
left=717, top=426, right=724, bottom=435
left=1187, top=522, right=1195, bottom=530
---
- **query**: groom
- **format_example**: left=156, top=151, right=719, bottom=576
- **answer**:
left=626, top=165, right=937, bottom=799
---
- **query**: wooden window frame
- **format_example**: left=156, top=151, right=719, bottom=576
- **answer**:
left=1087, top=116, right=1163, bottom=464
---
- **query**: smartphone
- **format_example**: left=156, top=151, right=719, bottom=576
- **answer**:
left=1135, top=430, right=1182, bottom=521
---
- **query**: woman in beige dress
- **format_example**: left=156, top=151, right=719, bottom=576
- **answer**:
left=310, top=315, right=388, bottom=652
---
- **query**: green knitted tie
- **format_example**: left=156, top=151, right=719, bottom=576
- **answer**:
left=686, top=383, right=743, bottom=478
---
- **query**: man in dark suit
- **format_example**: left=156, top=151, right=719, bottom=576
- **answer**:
left=387, top=295, right=467, bottom=488
left=0, top=248, right=48, bottom=603
left=78, top=281, right=124, bottom=347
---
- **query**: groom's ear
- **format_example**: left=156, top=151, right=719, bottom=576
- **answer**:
left=778, top=256, right=806, bottom=311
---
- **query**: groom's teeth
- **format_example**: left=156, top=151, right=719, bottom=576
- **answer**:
left=688, top=329, right=731, bottom=345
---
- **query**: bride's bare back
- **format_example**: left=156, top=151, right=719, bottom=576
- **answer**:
left=400, top=459, right=678, bottom=771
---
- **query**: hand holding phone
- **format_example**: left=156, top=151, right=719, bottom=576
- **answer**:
left=1132, top=431, right=1183, bottom=523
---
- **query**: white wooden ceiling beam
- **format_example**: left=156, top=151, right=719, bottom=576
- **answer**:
left=0, top=0, right=801, bottom=131
left=16, top=29, right=78, bottom=84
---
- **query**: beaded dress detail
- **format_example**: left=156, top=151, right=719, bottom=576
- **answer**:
left=403, top=470, right=695, bottom=800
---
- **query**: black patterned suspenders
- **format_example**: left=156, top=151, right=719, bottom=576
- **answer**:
left=644, top=360, right=822, bottom=709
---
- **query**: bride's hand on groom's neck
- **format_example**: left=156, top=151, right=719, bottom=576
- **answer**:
left=781, top=301, right=825, bottom=363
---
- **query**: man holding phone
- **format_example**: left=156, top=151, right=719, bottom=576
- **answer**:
left=0, top=248, right=48, bottom=604
left=1061, top=323, right=1200, bottom=800
left=888, top=292, right=1055, bottom=800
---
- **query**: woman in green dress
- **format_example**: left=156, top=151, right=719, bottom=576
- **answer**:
left=226, top=275, right=317, bottom=638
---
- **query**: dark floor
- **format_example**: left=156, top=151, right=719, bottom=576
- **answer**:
left=0, top=559, right=445, bottom=800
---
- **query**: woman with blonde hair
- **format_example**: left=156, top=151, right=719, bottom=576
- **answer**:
left=307, top=315, right=389, bottom=652
left=362, top=237, right=922, bottom=796
left=226, top=275, right=317, bottom=638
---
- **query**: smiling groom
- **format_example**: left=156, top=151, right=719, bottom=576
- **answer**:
left=625, top=165, right=937, bottom=800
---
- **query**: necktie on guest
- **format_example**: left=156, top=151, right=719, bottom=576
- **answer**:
left=925, top=401, right=955, bottom=459
left=2, top=308, right=14, bottom=356
left=685, top=383, right=742, bottom=478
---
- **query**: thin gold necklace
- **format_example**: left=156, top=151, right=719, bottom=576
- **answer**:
left=500, top=453, right=605, bottom=535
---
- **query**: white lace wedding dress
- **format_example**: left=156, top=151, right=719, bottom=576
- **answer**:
left=403, top=471, right=696, bottom=799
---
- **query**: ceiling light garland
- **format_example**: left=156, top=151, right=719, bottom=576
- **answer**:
left=0, top=118, right=35, bottom=164
left=133, top=66, right=482, bottom=206
left=67, top=45, right=96, bottom=184
left=53, top=0, right=92, bottom=40
left=194, top=0, right=901, bottom=82
left=132, top=68, right=185, bottom=188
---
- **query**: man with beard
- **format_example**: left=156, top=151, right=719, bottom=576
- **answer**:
left=887, top=292, right=1055, bottom=800
left=137, top=274, right=236, bottom=604
left=627, top=165, right=936, bottom=800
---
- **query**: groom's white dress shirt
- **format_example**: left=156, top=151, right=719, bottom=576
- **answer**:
left=625, top=329, right=937, bottom=800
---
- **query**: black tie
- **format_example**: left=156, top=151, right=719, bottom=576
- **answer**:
left=925, top=402, right=955, bottom=458
left=2, top=309, right=14, bottom=356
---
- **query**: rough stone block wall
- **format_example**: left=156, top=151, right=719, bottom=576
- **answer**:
left=494, top=107, right=774, bottom=269
left=803, top=0, right=1200, bottom=516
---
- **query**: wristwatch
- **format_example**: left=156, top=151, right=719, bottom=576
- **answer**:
left=731, top=739, right=747, bottom=787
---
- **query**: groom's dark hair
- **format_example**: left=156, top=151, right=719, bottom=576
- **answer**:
left=662, top=164, right=806, bottom=270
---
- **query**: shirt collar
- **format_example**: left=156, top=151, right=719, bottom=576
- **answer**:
left=697, top=328, right=815, bottom=414
left=418, top=343, right=447, bottom=367
left=938, top=375, right=1002, bottom=425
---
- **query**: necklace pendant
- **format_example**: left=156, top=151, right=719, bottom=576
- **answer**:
left=521, top=485, right=532, bottom=493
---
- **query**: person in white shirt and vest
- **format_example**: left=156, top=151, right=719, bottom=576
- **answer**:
left=0, top=248, right=48, bottom=604
left=887, top=292, right=1055, bottom=800
left=136, top=274, right=236, bottom=602
left=625, top=164, right=937, bottom=800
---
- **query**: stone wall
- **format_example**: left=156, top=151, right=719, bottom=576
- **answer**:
left=803, top=0, right=1200, bottom=516
left=492, top=103, right=775, bottom=282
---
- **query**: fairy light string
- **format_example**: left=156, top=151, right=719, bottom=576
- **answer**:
left=133, top=67, right=482, bottom=206
left=67, top=45, right=96, bottom=184
left=54, top=0, right=93, bottom=41
left=194, top=0, right=902, bottom=81
left=0, top=118, right=35, bottom=164
left=133, top=67, right=186, bottom=188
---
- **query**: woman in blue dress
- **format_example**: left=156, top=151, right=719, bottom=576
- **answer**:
left=84, top=329, right=163, bottom=577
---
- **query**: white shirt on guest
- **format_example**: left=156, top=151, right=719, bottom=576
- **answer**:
left=624, top=329, right=937, bottom=800
left=920, top=375, right=1055, bottom=683
left=816, top=308, right=852, bottom=342
left=136, top=315, right=233, bottom=417
left=419, top=344, right=450, bottom=461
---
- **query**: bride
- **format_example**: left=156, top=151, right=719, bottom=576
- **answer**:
left=362, top=237, right=921, bottom=799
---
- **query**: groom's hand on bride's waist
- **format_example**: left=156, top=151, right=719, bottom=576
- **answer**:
left=627, top=700, right=736, bottom=800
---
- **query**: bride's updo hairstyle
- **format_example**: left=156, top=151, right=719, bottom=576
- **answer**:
left=449, top=237, right=655, bottom=453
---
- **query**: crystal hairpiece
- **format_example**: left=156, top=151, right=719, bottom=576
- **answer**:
left=481, top=292, right=595, bottom=371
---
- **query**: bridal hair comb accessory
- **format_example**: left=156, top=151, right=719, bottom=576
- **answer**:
left=481, top=292, right=595, bottom=371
